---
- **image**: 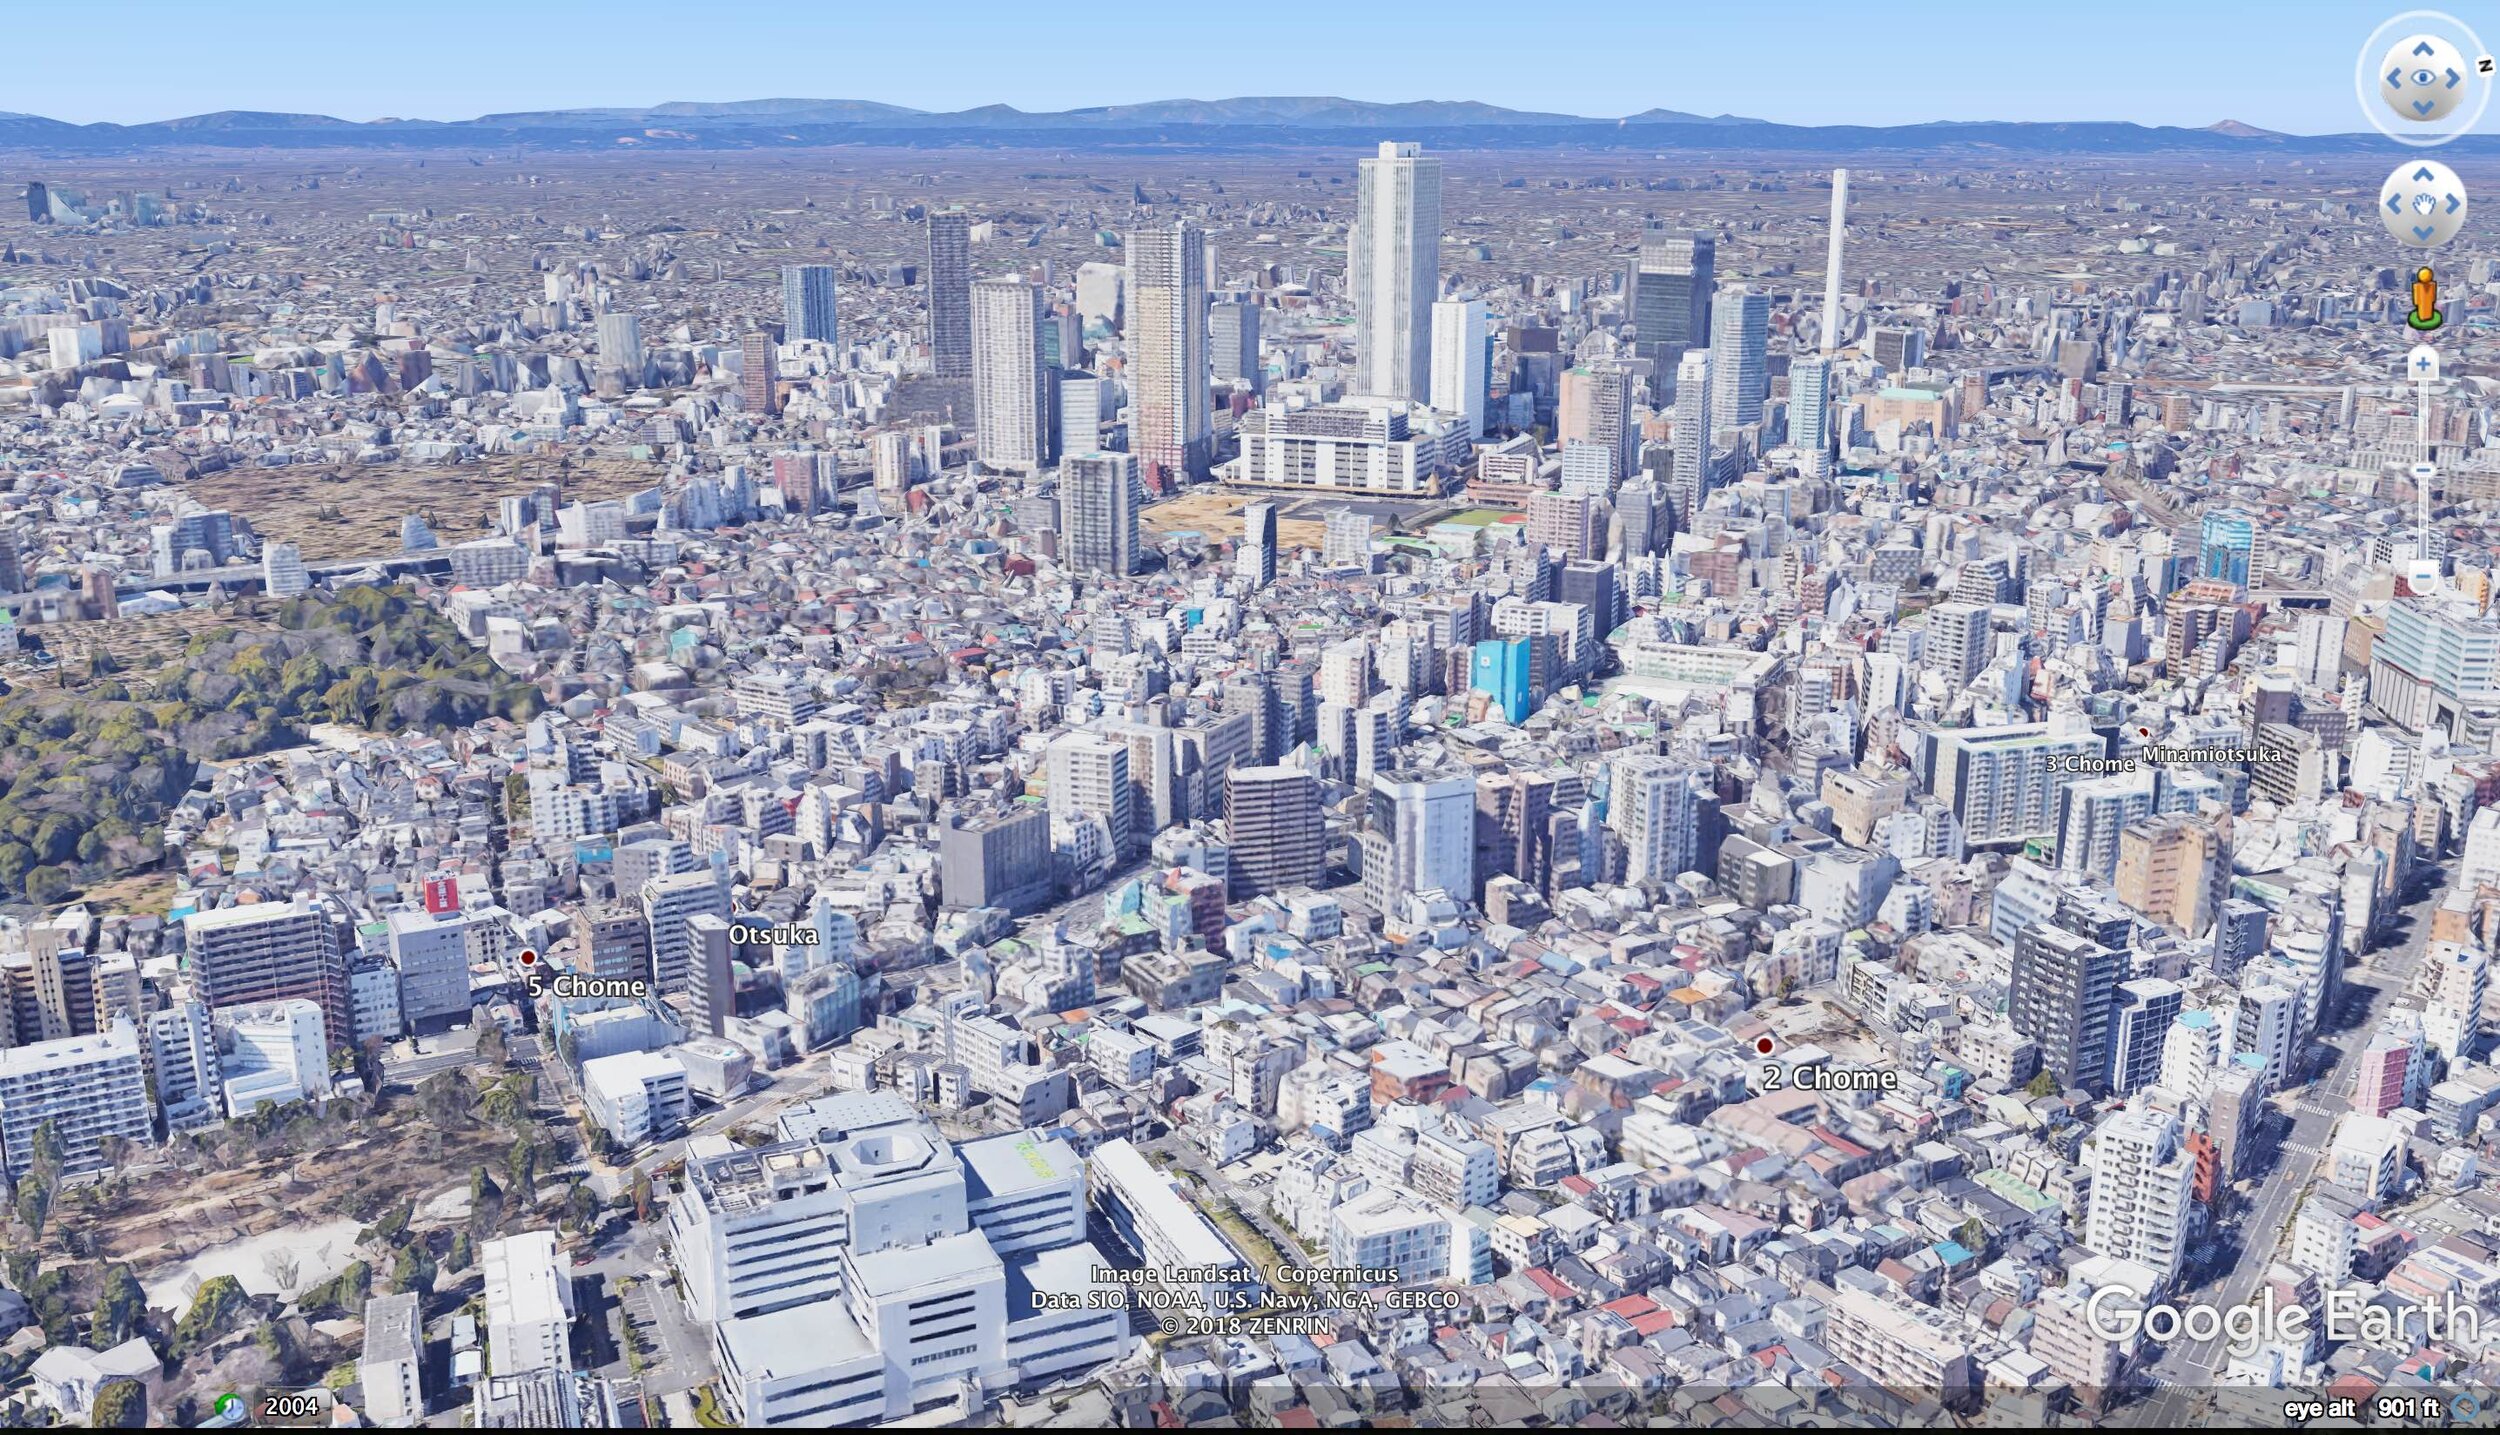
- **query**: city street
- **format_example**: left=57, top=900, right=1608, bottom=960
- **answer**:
left=2147, top=868, right=2451, bottom=1393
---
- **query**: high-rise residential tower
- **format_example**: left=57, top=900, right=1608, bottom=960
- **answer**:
left=181, top=900, right=351, bottom=1052
left=1789, top=356, right=1833, bottom=476
left=1367, top=769, right=1476, bottom=910
left=1238, top=501, right=1277, bottom=591
left=741, top=330, right=779, bottom=417
left=1047, top=732, right=1135, bottom=858
left=1430, top=296, right=1488, bottom=438
left=1709, top=285, right=1769, bottom=431
left=1127, top=222, right=1212, bottom=483
left=1669, top=349, right=1714, bottom=527
left=927, top=211, right=973, bottom=379
left=1063, top=452, right=1141, bottom=577
left=2082, top=1105, right=2194, bottom=1283
left=2010, top=920, right=2125, bottom=1094
left=780, top=264, right=839, bottom=346
left=1225, top=766, right=1323, bottom=899
left=596, top=312, right=641, bottom=369
left=1559, top=361, right=1637, bottom=482
left=971, top=276, right=1051, bottom=473
left=1607, top=754, right=1710, bottom=888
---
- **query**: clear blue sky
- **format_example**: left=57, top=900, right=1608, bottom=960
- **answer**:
left=7, top=0, right=2418, bottom=132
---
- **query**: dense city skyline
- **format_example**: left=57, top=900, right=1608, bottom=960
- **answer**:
left=1, top=8, right=2497, bottom=1426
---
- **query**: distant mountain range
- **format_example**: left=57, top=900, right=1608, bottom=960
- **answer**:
left=0, top=97, right=2464, bottom=154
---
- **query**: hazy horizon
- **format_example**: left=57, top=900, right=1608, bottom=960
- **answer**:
left=1, top=0, right=2420, bottom=135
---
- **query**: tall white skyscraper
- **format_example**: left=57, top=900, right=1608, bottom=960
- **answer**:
left=1352, top=141, right=1441, bottom=402
left=1429, top=296, right=1488, bottom=438
left=595, top=313, right=641, bottom=370
left=2082, top=1105, right=2194, bottom=1284
left=1788, top=356, right=1832, bottom=477
left=1670, top=349, right=1713, bottom=527
left=1127, top=222, right=1211, bottom=483
left=1709, top=285, right=1769, bottom=430
left=1047, top=732, right=1135, bottom=857
left=780, top=264, right=839, bottom=346
left=2294, top=612, right=2347, bottom=690
left=1063, top=452, right=1140, bottom=577
left=1369, top=769, right=1476, bottom=909
left=971, top=276, right=1050, bottom=473
left=1238, top=501, right=1277, bottom=591
left=1607, top=754, right=1709, bottom=887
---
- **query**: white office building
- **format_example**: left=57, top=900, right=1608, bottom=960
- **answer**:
left=215, top=999, right=329, bottom=1118
left=359, top=1292, right=425, bottom=1425
left=1368, top=768, right=1476, bottom=910
left=1352, top=142, right=1441, bottom=403
left=581, top=1049, right=691, bottom=1146
left=672, top=1093, right=1130, bottom=1427
left=482, top=1231, right=575, bottom=1377
left=1429, top=296, right=1488, bottom=438
left=1221, top=400, right=1467, bottom=497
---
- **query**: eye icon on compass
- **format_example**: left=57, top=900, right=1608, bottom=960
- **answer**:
left=2385, top=34, right=2471, bottom=122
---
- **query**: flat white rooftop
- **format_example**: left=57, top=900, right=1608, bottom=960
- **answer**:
left=718, top=1297, right=877, bottom=1377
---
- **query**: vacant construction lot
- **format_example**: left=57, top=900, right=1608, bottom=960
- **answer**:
left=185, top=453, right=658, bottom=562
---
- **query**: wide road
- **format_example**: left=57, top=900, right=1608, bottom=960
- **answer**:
left=2148, top=868, right=2449, bottom=1391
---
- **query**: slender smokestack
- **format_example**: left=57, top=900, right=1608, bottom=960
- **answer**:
left=1820, top=168, right=1849, bottom=356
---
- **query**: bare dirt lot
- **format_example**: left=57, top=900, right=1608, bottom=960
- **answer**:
left=184, top=452, right=658, bottom=563
left=1142, top=488, right=1327, bottom=551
